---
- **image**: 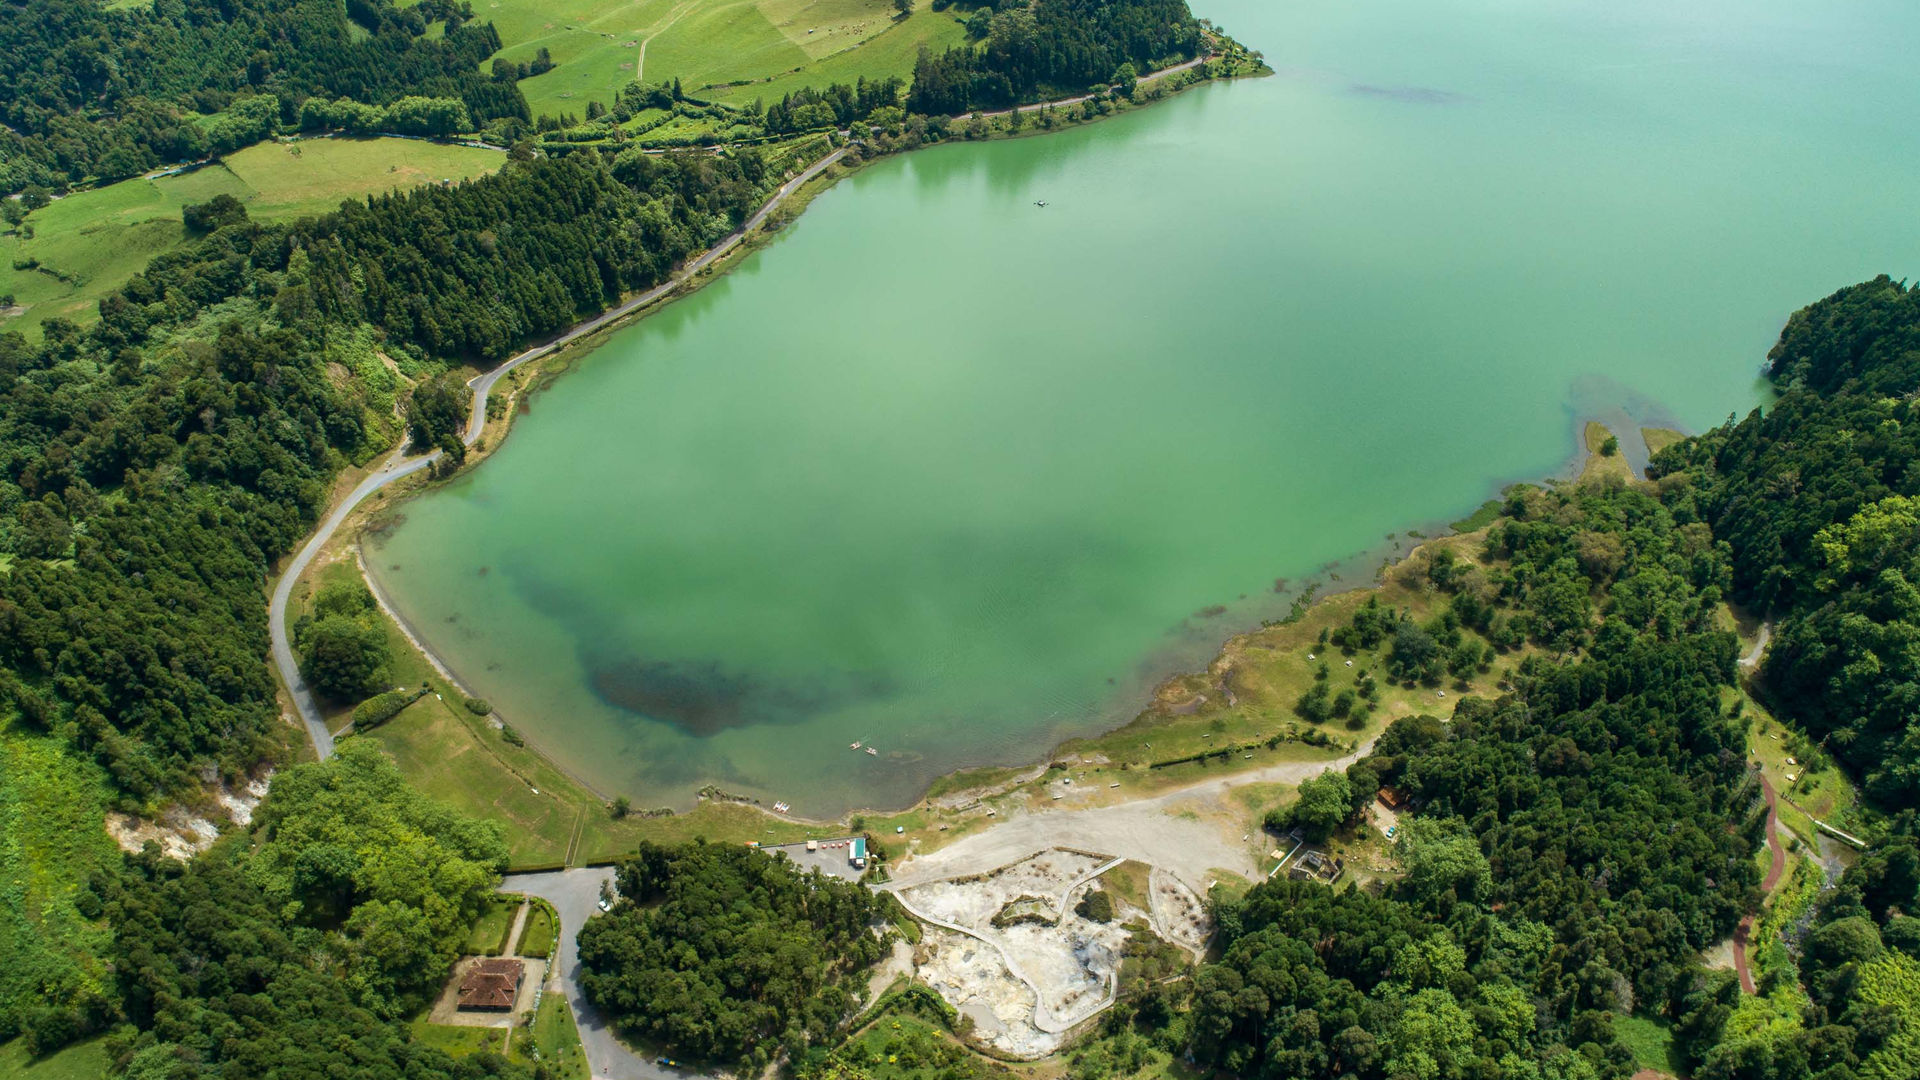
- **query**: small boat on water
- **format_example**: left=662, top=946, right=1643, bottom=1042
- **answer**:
left=865, top=746, right=878, bottom=756
left=849, top=741, right=862, bottom=750
left=773, top=801, right=790, bottom=813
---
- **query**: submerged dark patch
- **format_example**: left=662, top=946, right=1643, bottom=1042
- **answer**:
left=589, top=657, right=893, bottom=738
left=1348, top=83, right=1463, bottom=105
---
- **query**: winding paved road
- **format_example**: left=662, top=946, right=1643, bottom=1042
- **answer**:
left=496, top=868, right=669, bottom=1080
left=270, top=446, right=435, bottom=757
left=269, top=149, right=848, bottom=756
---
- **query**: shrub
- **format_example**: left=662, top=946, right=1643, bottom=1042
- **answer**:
left=350, top=688, right=420, bottom=731
left=462, top=696, right=491, bottom=715
left=1076, top=888, right=1114, bottom=923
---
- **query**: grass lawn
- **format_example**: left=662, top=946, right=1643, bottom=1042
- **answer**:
left=466, top=895, right=522, bottom=955
left=518, top=898, right=557, bottom=958
left=409, top=1019, right=515, bottom=1059
left=2, top=138, right=500, bottom=340
left=1614, top=1014, right=1681, bottom=1077
left=0, top=1037, right=111, bottom=1080
left=529, top=993, right=590, bottom=1079
left=476, top=0, right=967, bottom=116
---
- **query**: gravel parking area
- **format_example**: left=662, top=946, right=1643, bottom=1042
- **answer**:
left=762, top=836, right=867, bottom=882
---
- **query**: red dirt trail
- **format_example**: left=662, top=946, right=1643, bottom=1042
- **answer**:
left=1731, top=775, right=1785, bottom=994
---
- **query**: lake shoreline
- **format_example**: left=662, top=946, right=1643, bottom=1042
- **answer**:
left=276, top=50, right=1273, bottom=822
left=345, top=410, right=1660, bottom=835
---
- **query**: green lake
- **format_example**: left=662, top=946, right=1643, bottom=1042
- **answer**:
left=368, top=0, right=1920, bottom=815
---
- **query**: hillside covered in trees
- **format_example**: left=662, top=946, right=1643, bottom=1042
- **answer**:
left=42, top=743, right=528, bottom=1075
left=1652, top=275, right=1920, bottom=810
left=907, top=0, right=1205, bottom=114
left=0, top=0, right=522, bottom=195
left=1081, top=281, right=1920, bottom=1080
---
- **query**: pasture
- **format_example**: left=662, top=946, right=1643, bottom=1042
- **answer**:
left=470, top=0, right=967, bottom=115
left=1, top=138, right=501, bottom=339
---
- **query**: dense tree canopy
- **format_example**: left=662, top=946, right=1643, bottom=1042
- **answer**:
left=1653, top=275, right=1920, bottom=808
left=906, top=0, right=1203, bottom=114
left=85, top=742, right=518, bottom=1074
left=577, top=842, right=888, bottom=1069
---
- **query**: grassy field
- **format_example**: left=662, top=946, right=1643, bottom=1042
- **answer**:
left=0, top=730, right=119, bottom=1064
left=529, top=993, right=590, bottom=1079
left=1613, top=1014, right=1680, bottom=1077
left=1, top=138, right=501, bottom=339
left=472, top=0, right=967, bottom=115
left=222, top=138, right=503, bottom=219
left=701, top=8, right=969, bottom=107
left=406, top=985, right=586, bottom=1076
left=409, top=1020, right=515, bottom=1059
left=0, top=1037, right=110, bottom=1080
left=1744, top=692, right=1861, bottom=842
left=1, top=166, right=245, bottom=337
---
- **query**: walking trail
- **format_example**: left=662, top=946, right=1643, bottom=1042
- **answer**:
left=1731, top=775, right=1785, bottom=995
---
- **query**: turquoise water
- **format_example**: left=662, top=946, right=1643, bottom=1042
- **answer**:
left=369, top=0, right=1920, bottom=815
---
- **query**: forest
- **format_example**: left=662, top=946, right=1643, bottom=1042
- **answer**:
left=1652, top=275, right=1920, bottom=810
left=906, top=0, right=1205, bottom=114
left=70, top=743, right=533, bottom=1076
left=577, top=842, right=888, bottom=1069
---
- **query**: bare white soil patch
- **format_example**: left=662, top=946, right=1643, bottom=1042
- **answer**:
left=105, top=771, right=273, bottom=859
left=897, top=849, right=1160, bottom=1057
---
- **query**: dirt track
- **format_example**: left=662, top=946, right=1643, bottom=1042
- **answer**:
left=1731, top=775, right=1785, bottom=994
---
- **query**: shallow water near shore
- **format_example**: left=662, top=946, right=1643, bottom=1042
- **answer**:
left=368, top=0, right=1920, bottom=815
